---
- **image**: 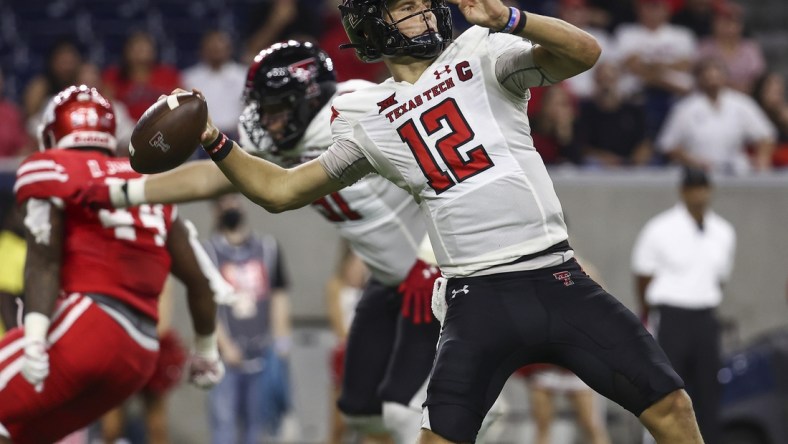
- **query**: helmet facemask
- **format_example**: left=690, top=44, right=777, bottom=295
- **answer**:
left=340, top=0, right=453, bottom=63
left=254, top=85, right=317, bottom=152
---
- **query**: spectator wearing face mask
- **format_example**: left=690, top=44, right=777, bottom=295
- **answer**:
left=203, top=194, right=293, bottom=444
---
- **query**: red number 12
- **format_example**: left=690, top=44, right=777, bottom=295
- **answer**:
left=397, top=98, right=493, bottom=194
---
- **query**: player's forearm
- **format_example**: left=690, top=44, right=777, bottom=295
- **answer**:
left=145, top=160, right=236, bottom=204
left=22, top=202, right=64, bottom=319
left=213, top=143, right=295, bottom=212
left=0, top=292, right=19, bottom=329
left=167, top=219, right=218, bottom=336
left=519, top=13, right=601, bottom=78
left=183, top=280, right=217, bottom=336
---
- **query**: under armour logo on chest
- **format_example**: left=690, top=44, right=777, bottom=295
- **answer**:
left=434, top=65, right=452, bottom=80
left=451, top=285, right=469, bottom=298
left=553, top=271, right=574, bottom=286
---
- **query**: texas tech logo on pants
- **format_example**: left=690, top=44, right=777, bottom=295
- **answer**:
left=553, top=271, right=574, bottom=286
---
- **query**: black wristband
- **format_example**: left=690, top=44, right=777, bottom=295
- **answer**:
left=203, top=132, right=234, bottom=162
left=512, top=10, right=527, bottom=35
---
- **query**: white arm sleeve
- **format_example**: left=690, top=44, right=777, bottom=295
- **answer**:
left=317, top=138, right=375, bottom=186
left=495, top=47, right=558, bottom=96
left=489, top=31, right=557, bottom=96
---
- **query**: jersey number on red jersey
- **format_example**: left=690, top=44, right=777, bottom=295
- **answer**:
left=99, top=204, right=168, bottom=246
left=397, top=98, right=494, bottom=194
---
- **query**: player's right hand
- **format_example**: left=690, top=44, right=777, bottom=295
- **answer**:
left=21, top=338, right=49, bottom=391
left=73, top=180, right=127, bottom=209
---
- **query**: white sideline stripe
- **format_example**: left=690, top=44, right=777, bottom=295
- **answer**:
left=166, top=95, right=179, bottom=110
left=13, top=171, right=68, bottom=192
left=0, top=356, right=24, bottom=391
left=0, top=295, right=81, bottom=365
left=16, top=160, right=63, bottom=176
left=0, top=338, right=24, bottom=366
left=0, top=419, right=9, bottom=437
left=47, top=298, right=91, bottom=345
left=51, top=294, right=81, bottom=324
left=97, top=304, right=159, bottom=352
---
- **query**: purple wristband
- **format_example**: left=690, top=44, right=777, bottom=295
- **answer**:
left=499, top=7, right=527, bottom=34
left=500, top=7, right=519, bottom=33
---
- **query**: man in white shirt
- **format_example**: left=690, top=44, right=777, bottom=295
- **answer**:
left=632, top=167, right=736, bottom=444
left=657, top=57, right=775, bottom=174
left=183, top=30, right=248, bottom=137
left=182, top=0, right=705, bottom=442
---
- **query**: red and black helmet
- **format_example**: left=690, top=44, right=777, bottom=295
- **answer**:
left=243, top=41, right=336, bottom=152
left=38, top=84, right=117, bottom=153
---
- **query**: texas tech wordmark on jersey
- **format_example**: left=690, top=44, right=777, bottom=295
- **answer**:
left=239, top=79, right=427, bottom=285
left=321, top=27, right=569, bottom=277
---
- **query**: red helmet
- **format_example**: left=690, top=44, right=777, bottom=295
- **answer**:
left=38, top=85, right=117, bottom=153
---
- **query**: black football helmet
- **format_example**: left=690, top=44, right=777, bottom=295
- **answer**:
left=243, top=40, right=337, bottom=151
left=339, top=0, right=453, bottom=62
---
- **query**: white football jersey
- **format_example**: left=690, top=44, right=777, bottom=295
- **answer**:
left=323, top=27, right=569, bottom=277
left=239, top=80, right=426, bottom=285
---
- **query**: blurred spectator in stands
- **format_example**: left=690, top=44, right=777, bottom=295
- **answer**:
left=698, top=2, right=765, bottom=94
left=559, top=0, right=620, bottom=99
left=102, top=31, right=182, bottom=120
left=658, top=57, right=775, bottom=174
left=672, top=0, right=715, bottom=37
left=0, top=69, right=31, bottom=158
left=76, top=62, right=135, bottom=152
left=205, top=194, right=292, bottom=444
left=576, top=61, right=653, bottom=167
left=320, top=0, right=387, bottom=81
left=22, top=39, right=82, bottom=120
left=585, top=0, right=636, bottom=32
left=752, top=72, right=788, bottom=167
left=183, top=30, right=247, bottom=139
left=617, top=0, right=697, bottom=136
left=531, top=86, right=583, bottom=165
left=241, top=0, right=322, bottom=64
left=0, top=195, right=24, bottom=333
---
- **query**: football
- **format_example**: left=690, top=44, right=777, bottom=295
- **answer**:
left=129, top=92, right=208, bottom=174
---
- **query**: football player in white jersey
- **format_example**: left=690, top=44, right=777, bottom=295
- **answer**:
left=78, top=42, right=446, bottom=443
left=180, top=0, right=708, bottom=442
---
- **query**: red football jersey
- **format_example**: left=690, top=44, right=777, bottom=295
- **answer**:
left=14, top=149, right=175, bottom=320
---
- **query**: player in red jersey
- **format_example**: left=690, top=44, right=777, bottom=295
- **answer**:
left=0, top=85, right=226, bottom=444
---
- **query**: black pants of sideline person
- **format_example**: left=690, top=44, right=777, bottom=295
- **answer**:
left=654, top=305, right=721, bottom=444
